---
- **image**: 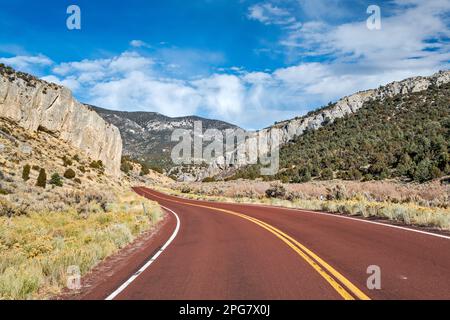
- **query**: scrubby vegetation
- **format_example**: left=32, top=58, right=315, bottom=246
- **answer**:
left=156, top=179, right=450, bottom=231
left=49, top=173, right=63, bottom=187
left=120, top=157, right=133, bottom=174
left=89, top=160, right=104, bottom=170
left=140, top=163, right=150, bottom=176
left=231, top=83, right=450, bottom=183
left=0, top=191, right=163, bottom=299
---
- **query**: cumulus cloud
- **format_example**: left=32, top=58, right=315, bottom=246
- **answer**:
left=0, top=54, right=53, bottom=72
left=193, top=74, right=245, bottom=118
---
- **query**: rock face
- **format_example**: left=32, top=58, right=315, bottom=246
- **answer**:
left=0, top=66, right=122, bottom=176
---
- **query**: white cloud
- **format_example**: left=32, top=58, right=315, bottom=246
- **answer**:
left=89, top=71, right=201, bottom=117
left=193, top=74, right=245, bottom=118
left=248, top=3, right=296, bottom=25
left=130, top=40, right=151, bottom=48
left=0, top=54, right=53, bottom=72
left=40, top=75, right=81, bottom=92
left=281, top=0, right=450, bottom=72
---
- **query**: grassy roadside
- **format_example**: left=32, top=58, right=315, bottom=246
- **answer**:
left=0, top=191, right=163, bottom=300
left=151, top=185, right=450, bottom=231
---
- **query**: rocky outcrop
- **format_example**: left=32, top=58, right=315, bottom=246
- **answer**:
left=0, top=66, right=122, bottom=176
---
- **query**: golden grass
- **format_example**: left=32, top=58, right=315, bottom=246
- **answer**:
left=0, top=191, right=163, bottom=300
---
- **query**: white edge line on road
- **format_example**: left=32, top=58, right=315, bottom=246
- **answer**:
left=156, top=191, right=450, bottom=241
left=239, top=202, right=450, bottom=241
left=105, top=205, right=181, bottom=300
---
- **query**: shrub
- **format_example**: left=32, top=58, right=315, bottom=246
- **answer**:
left=140, top=163, right=150, bottom=176
left=347, top=168, right=363, bottom=181
left=181, top=186, right=191, bottom=193
left=89, top=160, right=103, bottom=170
left=414, top=159, right=432, bottom=183
left=74, top=178, right=82, bottom=184
left=202, top=177, right=216, bottom=183
left=22, top=164, right=31, bottom=181
left=120, top=161, right=133, bottom=174
left=320, top=168, right=334, bottom=180
left=292, top=167, right=311, bottom=183
left=36, top=169, right=46, bottom=188
left=49, top=173, right=63, bottom=187
left=31, top=165, right=40, bottom=171
left=0, top=199, right=28, bottom=217
left=265, top=183, right=286, bottom=199
left=73, top=154, right=80, bottom=162
left=63, top=169, right=76, bottom=179
left=62, top=156, right=72, bottom=167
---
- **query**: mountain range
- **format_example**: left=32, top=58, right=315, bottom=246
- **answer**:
left=91, top=106, right=241, bottom=170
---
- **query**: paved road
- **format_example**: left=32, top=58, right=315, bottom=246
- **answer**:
left=92, top=187, right=450, bottom=300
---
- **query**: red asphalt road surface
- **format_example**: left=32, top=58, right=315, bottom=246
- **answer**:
left=85, top=187, right=450, bottom=300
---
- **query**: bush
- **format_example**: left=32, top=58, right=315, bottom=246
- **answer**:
left=31, top=165, right=40, bottom=171
left=292, top=167, right=311, bottom=183
left=347, top=168, right=363, bottom=181
left=181, top=186, right=191, bottom=193
left=22, top=164, right=31, bottom=181
left=320, top=168, right=334, bottom=180
left=62, top=156, right=73, bottom=167
left=414, top=159, right=432, bottom=183
left=74, top=178, right=82, bottom=184
left=89, top=160, right=104, bottom=170
left=202, top=177, right=216, bottom=183
left=63, top=169, right=76, bottom=179
left=120, top=161, right=133, bottom=174
left=0, top=198, right=28, bottom=217
left=140, top=163, right=150, bottom=176
left=49, top=173, right=63, bottom=187
left=265, top=183, right=286, bottom=199
left=36, top=169, right=46, bottom=188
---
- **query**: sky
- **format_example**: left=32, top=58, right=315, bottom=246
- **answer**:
left=0, top=0, right=449, bottom=129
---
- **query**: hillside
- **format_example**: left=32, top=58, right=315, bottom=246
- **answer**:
left=91, top=106, right=242, bottom=170
left=231, top=80, right=450, bottom=183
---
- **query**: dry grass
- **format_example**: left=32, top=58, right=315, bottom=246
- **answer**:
left=153, top=179, right=450, bottom=231
left=0, top=191, right=163, bottom=300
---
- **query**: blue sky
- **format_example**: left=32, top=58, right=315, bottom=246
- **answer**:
left=0, top=0, right=449, bottom=129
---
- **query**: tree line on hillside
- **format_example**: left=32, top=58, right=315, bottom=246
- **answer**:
left=230, top=82, right=450, bottom=183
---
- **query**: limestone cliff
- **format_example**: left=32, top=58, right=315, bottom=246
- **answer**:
left=0, top=65, right=122, bottom=176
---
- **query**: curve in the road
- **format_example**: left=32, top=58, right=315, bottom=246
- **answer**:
left=135, top=188, right=370, bottom=300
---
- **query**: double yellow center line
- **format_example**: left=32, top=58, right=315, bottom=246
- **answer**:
left=139, top=189, right=371, bottom=300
